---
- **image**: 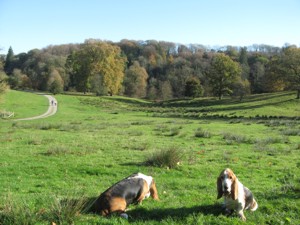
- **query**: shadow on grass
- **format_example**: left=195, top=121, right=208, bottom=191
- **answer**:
left=105, top=96, right=150, bottom=106
left=162, top=92, right=294, bottom=108
left=84, top=197, right=222, bottom=221
left=128, top=204, right=223, bottom=221
left=119, top=162, right=145, bottom=167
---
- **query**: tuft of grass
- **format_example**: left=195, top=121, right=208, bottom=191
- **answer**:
left=27, top=136, right=43, bottom=145
left=132, top=143, right=149, bottom=151
left=38, top=123, right=63, bottom=130
left=255, top=136, right=288, bottom=145
left=168, top=127, right=181, bottom=136
left=128, top=130, right=144, bottom=136
left=194, top=128, right=211, bottom=138
left=154, top=124, right=169, bottom=134
left=0, top=194, right=38, bottom=225
left=44, top=146, right=71, bottom=156
left=277, top=170, right=299, bottom=194
left=281, top=128, right=300, bottom=136
left=44, top=145, right=96, bottom=156
left=221, top=131, right=252, bottom=144
left=43, top=195, right=88, bottom=225
left=145, top=147, right=184, bottom=169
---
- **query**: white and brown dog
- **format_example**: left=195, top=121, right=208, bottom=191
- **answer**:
left=217, top=168, right=258, bottom=221
left=94, top=172, right=159, bottom=217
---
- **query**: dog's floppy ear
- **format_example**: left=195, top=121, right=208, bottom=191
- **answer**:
left=231, top=174, right=238, bottom=200
left=217, top=175, right=223, bottom=199
left=150, top=179, right=159, bottom=200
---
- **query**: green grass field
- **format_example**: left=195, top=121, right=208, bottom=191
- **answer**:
left=0, top=90, right=299, bottom=224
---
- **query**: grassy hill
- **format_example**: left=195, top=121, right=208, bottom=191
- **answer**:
left=0, top=90, right=299, bottom=224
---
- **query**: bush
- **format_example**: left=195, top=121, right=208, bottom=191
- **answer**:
left=145, top=147, right=184, bottom=169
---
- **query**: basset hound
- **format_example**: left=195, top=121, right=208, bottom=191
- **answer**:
left=217, top=168, right=258, bottom=221
left=94, top=172, right=159, bottom=217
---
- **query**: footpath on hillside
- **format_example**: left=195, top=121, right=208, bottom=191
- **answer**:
left=14, top=95, right=58, bottom=121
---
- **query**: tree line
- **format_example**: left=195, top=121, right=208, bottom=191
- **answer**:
left=1, top=39, right=300, bottom=100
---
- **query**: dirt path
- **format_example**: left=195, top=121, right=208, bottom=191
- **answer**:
left=15, top=95, right=57, bottom=121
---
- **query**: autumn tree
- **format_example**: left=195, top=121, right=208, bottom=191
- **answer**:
left=158, top=80, right=173, bottom=100
left=9, top=69, right=25, bottom=89
left=282, top=47, right=300, bottom=99
left=0, top=70, right=9, bottom=96
left=263, top=56, right=286, bottom=92
left=208, top=53, right=241, bottom=99
left=0, top=53, right=9, bottom=96
left=47, top=69, right=64, bottom=94
left=124, top=61, right=148, bottom=98
left=67, top=42, right=126, bottom=95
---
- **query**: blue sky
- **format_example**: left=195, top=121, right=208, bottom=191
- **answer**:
left=0, top=0, right=299, bottom=54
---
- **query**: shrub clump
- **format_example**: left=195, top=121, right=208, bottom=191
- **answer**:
left=145, top=147, right=184, bottom=169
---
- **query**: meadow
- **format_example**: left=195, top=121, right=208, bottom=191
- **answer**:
left=0, top=90, right=299, bottom=225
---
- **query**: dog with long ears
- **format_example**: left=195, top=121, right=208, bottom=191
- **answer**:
left=94, top=172, right=159, bottom=217
left=217, top=168, right=258, bottom=221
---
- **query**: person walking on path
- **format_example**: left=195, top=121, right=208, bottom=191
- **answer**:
left=15, top=94, right=58, bottom=121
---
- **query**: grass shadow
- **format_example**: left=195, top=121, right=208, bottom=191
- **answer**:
left=128, top=204, right=223, bottom=221
left=103, top=96, right=151, bottom=106
left=119, top=162, right=145, bottom=167
left=83, top=197, right=222, bottom=221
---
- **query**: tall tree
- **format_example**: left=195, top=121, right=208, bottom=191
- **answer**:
left=208, top=53, right=241, bottom=99
left=239, top=47, right=248, bottom=65
left=67, top=42, right=126, bottom=95
left=239, top=47, right=250, bottom=81
left=4, top=46, right=15, bottom=75
left=282, top=47, right=300, bottom=99
left=248, top=54, right=269, bottom=93
left=124, top=61, right=148, bottom=98
left=167, top=57, right=192, bottom=98
left=263, top=56, right=286, bottom=92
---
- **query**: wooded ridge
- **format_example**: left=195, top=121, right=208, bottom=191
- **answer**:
left=1, top=39, right=300, bottom=100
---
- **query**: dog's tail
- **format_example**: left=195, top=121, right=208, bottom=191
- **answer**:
left=250, top=198, right=258, bottom=211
